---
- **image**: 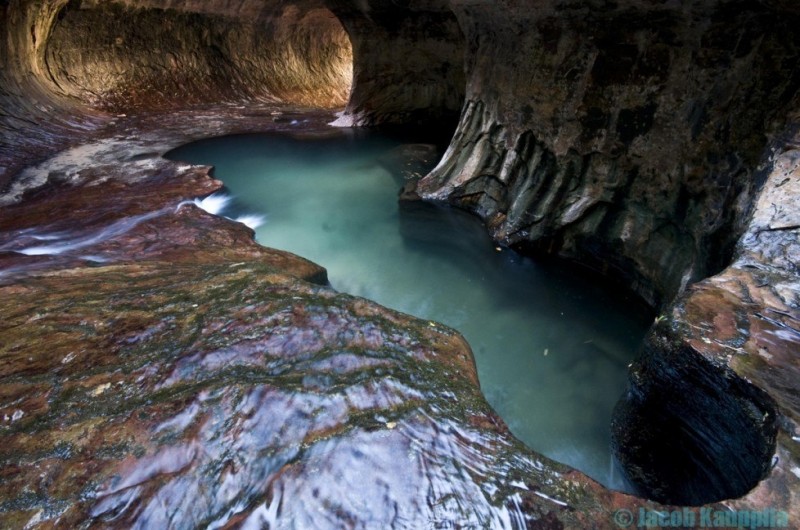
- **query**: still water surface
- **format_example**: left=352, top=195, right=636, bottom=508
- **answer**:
left=167, top=129, right=651, bottom=491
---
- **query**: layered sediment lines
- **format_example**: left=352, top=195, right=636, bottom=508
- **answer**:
left=419, top=0, right=800, bottom=308
left=0, top=0, right=799, bottom=526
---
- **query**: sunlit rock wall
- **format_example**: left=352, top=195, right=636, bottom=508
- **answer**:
left=46, top=1, right=352, bottom=111
left=0, top=0, right=353, bottom=185
left=418, top=0, right=800, bottom=307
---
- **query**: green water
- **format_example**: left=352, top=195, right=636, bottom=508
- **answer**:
left=167, top=129, right=651, bottom=491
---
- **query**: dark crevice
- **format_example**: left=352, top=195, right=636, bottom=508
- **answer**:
left=612, top=323, right=779, bottom=505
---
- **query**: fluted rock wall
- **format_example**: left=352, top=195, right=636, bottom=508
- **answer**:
left=45, top=2, right=352, bottom=111
left=1, top=0, right=799, bottom=516
left=418, top=0, right=800, bottom=307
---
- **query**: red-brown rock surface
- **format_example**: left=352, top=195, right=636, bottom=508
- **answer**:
left=0, top=107, right=667, bottom=529
left=1, top=0, right=799, bottom=528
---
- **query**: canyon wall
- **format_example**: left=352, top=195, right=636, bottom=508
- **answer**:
left=0, top=0, right=106, bottom=184
left=418, top=0, right=800, bottom=307
left=407, top=0, right=797, bottom=505
left=3, top=0, right=798, bottom=305
left=45, top=1, right=353, bottom=111
left=0, top=0, right=354, bottom=183
left=329, top=0, right=465, bottom=126
left=1, top=0, right=467, bottom=184
left=1, top=0, right=799, bottom=518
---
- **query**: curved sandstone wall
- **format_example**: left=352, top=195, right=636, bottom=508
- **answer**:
left=1, top=0, right=799, bottom=516
left=0, top=0, right=354, bottom=183
left=418, top=0, right=800, bottom=308
left=1, top=0, right=467, bottom=184
left=0, top=0, right=106, bottom=183
left=44, top=2, right=353, bottom=112
left=329, top=0, right=466, bottom=126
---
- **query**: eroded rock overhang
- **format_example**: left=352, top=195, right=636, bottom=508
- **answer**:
left=0, top=0, right=798, bottom=526
left=414, top=0, right=800, bottom=509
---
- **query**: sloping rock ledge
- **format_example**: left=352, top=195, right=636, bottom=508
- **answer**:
left=0, top=104, right=796, bottom=529
left=0, top=106, right=655, bottom=529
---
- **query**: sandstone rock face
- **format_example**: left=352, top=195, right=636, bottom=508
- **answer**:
left=0, top=0, right=108, bottom=185
left=0, top=107, right=660, bottom=529
left=418, top=0, right=800, bottom=308
left=1, top=0, right=799, bottom=526
left=611, top=261, right=800, bottom=510
left=738, top=118, right=800, bottom=277
left=1, top=0, right=465, bottom=184
left=329, top=0, right=466, bottom=127
left=612, top=122, right=800, bottom=509
left=0, top=0, right=353, bottom=187
left=45, top=2, right=352, bottom=111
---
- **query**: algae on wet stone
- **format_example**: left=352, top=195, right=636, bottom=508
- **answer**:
left=3, top=256, right=575, bottom=526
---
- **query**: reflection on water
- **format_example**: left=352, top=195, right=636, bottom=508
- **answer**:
left=167, top=130, right=650, bottom=491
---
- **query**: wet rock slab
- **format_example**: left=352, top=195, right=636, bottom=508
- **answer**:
left=0, top=230, right=628, bottom=528
left=0, top=107, right=656, bottom=528
left=1, top=260, right=504, bottom=527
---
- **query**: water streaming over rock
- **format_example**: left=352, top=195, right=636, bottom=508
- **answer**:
left=167, top=130, right=652, bottom=490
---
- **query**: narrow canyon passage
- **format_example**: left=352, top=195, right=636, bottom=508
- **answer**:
left=1, top=0, right=799, bottom=527
left=166, top=129, right=652, bottom=489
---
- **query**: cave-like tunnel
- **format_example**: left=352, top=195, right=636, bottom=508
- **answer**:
left=1, top=0, right=799, bottom=528
left=44, top=1, right=355, bottom=111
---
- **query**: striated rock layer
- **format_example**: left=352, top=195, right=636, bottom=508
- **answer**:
left=46, top=2, right=352, bottom=111
left=418, top=0, right=800, bottom=308
left=0, top=0, right=798, bottom=527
